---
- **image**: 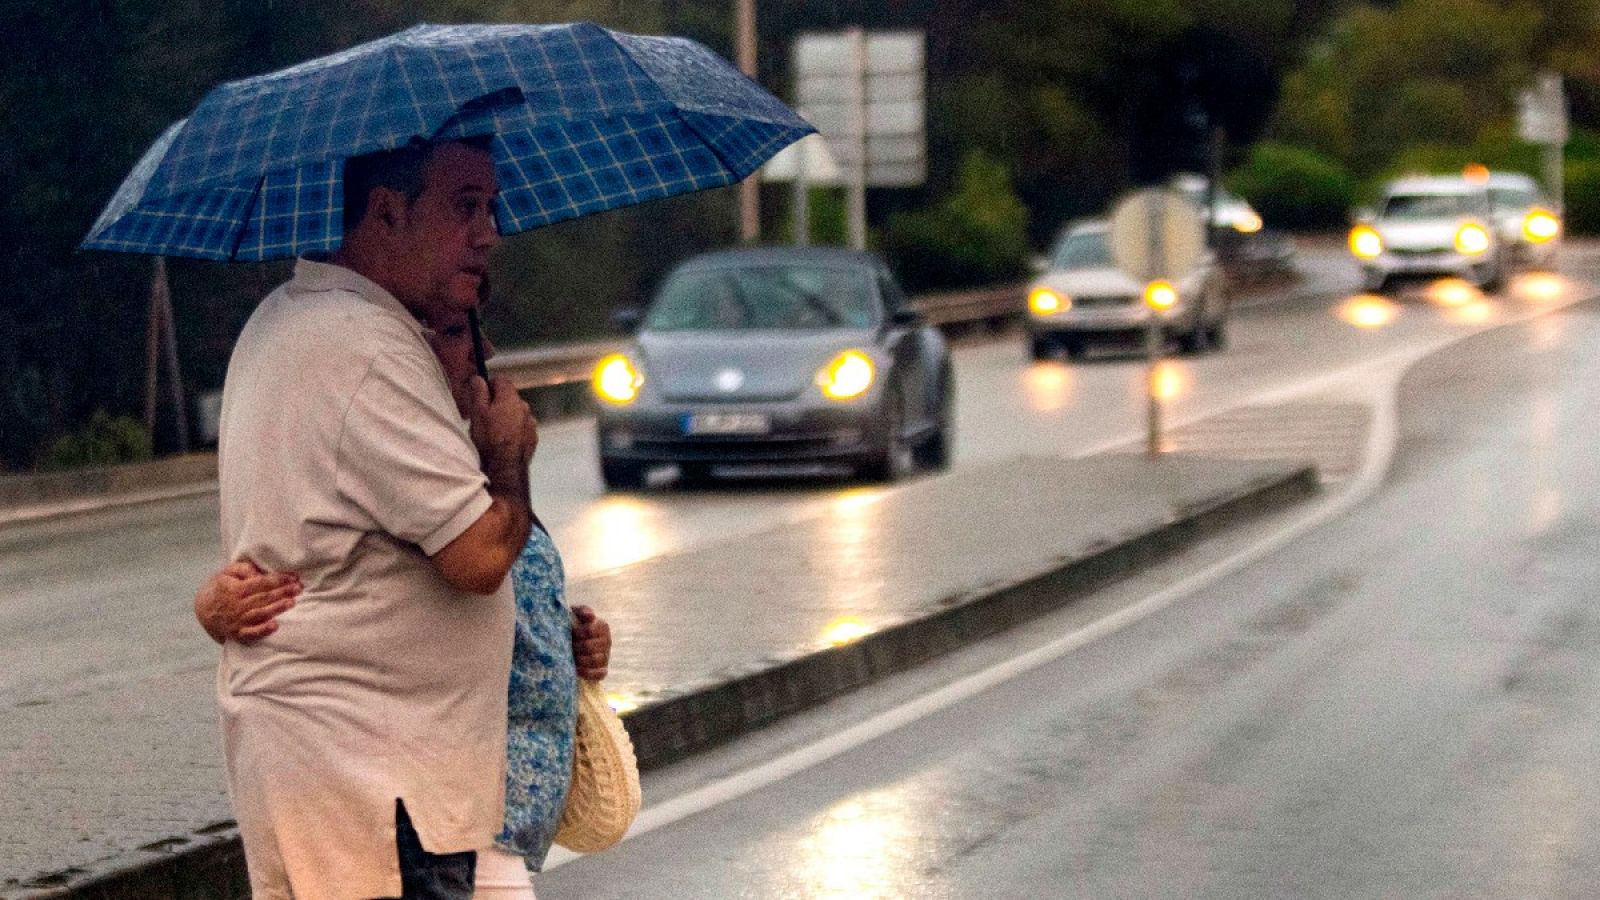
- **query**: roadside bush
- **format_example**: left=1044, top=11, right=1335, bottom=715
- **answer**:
left=775, top=186, right=848, bottom=247
left=878, top=150, right=1031, bottom=293
left=1564, top=159, right=1600, bottom=235
left=39, top=410, right=153, bottom=471
left=1227, top=142, right=1357, bottom=230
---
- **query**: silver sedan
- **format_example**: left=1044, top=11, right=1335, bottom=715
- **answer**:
left=1023, top=220, right=1230, bottom=361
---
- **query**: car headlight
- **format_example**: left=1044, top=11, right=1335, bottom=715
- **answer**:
left=1144, top=280, right=1179, bottom=311
left=1455, top=223, right=1490, bottom=256
left=1232, top=211, right=1263, bottom=234
left=816, top=349, right=875, bottom=400
left=1349, top=225, right=1383, bottom=259
left=593, top=353, right=643, bottom=404
left=1028, top=287, right=1070, bottom=316
left=1524, top=209, right=1560, bottom=243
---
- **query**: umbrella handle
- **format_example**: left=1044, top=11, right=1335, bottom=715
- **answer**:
left=468, top=308, right=492, bottom=393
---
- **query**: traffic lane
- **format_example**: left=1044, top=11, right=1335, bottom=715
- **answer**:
left=955, top=258, right=1591, bottom=468
left=535, top=276, right=1600, bottom=899
left=0, top=493, right=228, bottom=704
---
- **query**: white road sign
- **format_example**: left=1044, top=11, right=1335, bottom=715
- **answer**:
left=1108, top=189, right=1207, bottom=284
left=1518, top=72, right=1568, bottom=145
left=794, top=30, right=926, bottom=187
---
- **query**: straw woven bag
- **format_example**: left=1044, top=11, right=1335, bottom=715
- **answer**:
left=553, top=678, right=641, bottom=852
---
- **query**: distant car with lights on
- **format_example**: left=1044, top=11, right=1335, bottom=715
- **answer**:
left=1024, top=219, right=1229, bottom=361
left=1170, top=173, right=1264, bottom=235
left=592, top=247, right=953, bottom=489
left=1484, top=170, right=1561, bottom=270
left=1349, top=176, right=1506, bottom=292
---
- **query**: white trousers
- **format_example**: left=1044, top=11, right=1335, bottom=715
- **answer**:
left=474, top=846, right=537, bottom=899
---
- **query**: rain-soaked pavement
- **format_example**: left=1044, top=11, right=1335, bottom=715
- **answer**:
left=4, top=244, right=1600, bottom=892
left=538, top=280, right=1600, bottom=898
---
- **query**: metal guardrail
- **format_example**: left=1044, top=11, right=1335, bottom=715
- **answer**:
left=487, top=285, right=1024, bottom=392
left=488, top=338, right=631, bottom=390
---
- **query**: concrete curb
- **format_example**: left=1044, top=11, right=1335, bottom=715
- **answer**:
left=19, top=462, right=1317, bottom=898
left=0, top=455, right=219, bottom=528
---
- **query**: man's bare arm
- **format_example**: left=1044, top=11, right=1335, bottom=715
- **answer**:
left=430, top=374, right=535, bottom=593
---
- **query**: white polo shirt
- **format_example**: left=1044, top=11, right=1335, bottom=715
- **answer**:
left=216, top=257, right=513, bottom=900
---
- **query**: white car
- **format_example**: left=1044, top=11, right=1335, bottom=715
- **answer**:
left=1171, top=173, right=1264, bottom=234
left=1485, top=171, right=1561, bottom=270
left=1349, top=176, right=1506, bottom=292
left=1024, top=220, right=1230, bottom=360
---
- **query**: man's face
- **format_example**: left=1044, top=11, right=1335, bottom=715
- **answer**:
left=388, top=143, right=500, bottom=320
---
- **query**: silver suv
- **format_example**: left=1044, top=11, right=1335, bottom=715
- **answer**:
left=1349, top=176, right=1506, bottom=293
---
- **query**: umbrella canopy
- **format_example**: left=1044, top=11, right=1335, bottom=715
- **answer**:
left=82, top=22, right=812, bottom=261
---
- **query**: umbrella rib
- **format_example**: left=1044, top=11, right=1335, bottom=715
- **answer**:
left=228, top=175, right=268, bottom=261
left=670, top=110, right=745, bottom=182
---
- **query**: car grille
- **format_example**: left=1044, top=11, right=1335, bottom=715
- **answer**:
left=1389, top=247, right=1451, bottom=257
left=1074, top=294, right=1137, bottom=309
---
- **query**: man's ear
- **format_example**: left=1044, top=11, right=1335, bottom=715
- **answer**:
left=369, top=187, right=406, bottom=233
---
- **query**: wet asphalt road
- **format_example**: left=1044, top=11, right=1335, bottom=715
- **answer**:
left=0, top=246, right=1579, bottom=706
left=536, top=285, right=1600, bottom=897
left=4, top=245, right=1600, bottom=889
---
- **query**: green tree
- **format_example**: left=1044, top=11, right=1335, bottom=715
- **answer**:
left=878, top=150, right=1030, bottom=292
left=1227, top=142, right=1356, bottom=229
left=1270, top=0, right=1565, bottom=179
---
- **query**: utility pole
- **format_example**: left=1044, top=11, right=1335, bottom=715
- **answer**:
left=736, top=0, right=760, bottom=243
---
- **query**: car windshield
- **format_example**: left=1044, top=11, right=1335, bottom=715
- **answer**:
left=1051, top=231, right=1112, bottom=269
left=644, top=265, right=876, bottom=331
left=1383, top=192, right=1484, bottom=219
left=1488, top=186, right=1539, bottom=210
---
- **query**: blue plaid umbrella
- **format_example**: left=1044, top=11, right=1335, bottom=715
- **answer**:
left=81, top=22, right=813, bottom=261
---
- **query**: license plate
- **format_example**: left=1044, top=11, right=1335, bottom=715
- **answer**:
left=684, top=412, right=772, bottom=435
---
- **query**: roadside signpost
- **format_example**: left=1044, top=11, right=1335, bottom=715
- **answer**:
left=761, top=132, right=842, bottom=246
left=1518, top=71, right=1569, bottom=212
left=1108, top=188, right=1207, bottom=455
left=792, top=29, right=926, bottom=249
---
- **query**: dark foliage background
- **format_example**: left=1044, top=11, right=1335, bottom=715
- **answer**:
left=2, top=0, right=1595, bottom=468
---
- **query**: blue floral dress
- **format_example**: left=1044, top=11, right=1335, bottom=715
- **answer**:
left=493, top=525, right=577, bottom=869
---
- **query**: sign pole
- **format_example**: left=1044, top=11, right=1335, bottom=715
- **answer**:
left=793, top=133, right=810, bottom=246
left=1144, top=196, right=1165, bottom=457
left=1109, top=186, right=1203, bottom=460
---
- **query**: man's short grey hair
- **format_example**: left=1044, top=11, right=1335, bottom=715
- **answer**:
left=342, top=135, right=494, bottom=232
